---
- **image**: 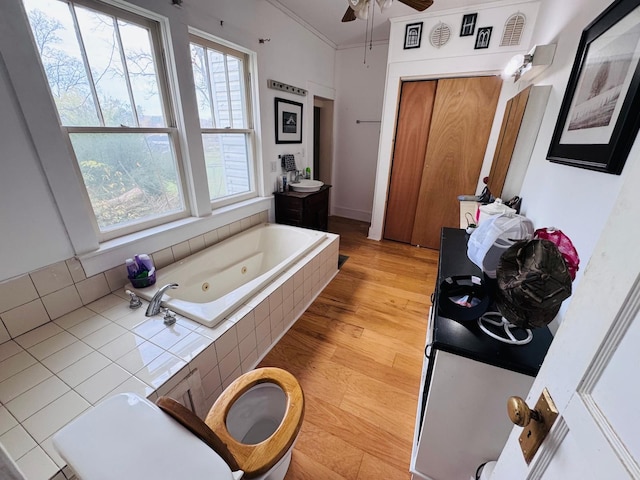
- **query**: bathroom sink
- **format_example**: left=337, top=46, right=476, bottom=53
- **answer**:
left=290, top=180, right=324, bottom=192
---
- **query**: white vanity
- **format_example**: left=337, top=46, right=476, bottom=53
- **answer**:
left=410, top=228, right=553, bottom=480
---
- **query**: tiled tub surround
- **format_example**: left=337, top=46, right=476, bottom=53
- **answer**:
left=0, top=211, right=269, bottom=343
left=0, top=231, right=339, bottom=480
left=132, top=224, right=327, bottom=327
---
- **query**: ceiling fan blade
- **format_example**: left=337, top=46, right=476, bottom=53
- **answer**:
left=342, top=6, right=357, bottom=22
left=397, top=0, right=433, bottom=11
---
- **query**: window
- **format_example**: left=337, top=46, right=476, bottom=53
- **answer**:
left=23, top=0, right=186, bottom=240
left=189, top=35, right=255, bottom=203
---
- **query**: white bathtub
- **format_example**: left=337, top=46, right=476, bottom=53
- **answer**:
left=130, top=224, right=327, bottom=327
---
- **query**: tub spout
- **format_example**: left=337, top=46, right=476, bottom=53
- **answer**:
left=145, top=283, right=179, bottom=317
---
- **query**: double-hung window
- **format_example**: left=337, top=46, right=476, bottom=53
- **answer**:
left=189, top=34, right=255, bottom=204
left=23, top=0, right=186, bottom=240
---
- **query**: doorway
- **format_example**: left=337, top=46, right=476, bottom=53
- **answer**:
left=313, top=97, right=334, bottom=187
left=384, top=76, right=502, bottom=249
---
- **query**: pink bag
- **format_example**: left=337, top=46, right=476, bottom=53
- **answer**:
left=534, top=228, right=580, bottom=280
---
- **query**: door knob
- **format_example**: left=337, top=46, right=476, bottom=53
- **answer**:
left=507, top=388, right=558, bottom=464
left=507, top=396, right=542, bottom=427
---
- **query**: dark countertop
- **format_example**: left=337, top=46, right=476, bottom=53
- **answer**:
left=273, top=184, right=331, bottom=198
left=432, top=227, right=553, bottom=377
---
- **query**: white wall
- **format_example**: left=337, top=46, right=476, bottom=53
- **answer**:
left=333, top=43, right=389, bottom=222
left=0, top=0, right=336, bottom=282
left=515, top=0, right=625, bottom=295
left=368, top=0, right=540, bottom=241
left=0, top=54, right=74, bottom=279
left=367, top=0, right=633, bottom=328
left=496, top=0, right=625, bottom=328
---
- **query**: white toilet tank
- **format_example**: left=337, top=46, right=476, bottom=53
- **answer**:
left=53, top=393, right=239, bottom=480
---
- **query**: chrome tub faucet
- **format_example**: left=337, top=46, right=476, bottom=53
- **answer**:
left=145, top=283, right=179, bottom=317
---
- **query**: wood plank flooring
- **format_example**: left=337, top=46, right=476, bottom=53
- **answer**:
left=258, top=217, right=439, bottom=479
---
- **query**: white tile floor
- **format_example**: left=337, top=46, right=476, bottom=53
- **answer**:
left=0, top=232, right=339, bottom=480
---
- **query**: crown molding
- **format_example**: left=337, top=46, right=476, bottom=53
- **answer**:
left=265, top=0, right=337, bottom=49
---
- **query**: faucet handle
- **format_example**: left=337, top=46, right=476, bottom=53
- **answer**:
left=162, top=308, right=177, bottom=326
left=125, top=290, right=143, bottom=309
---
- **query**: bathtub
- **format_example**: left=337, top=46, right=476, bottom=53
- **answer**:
left=130, top=224, right=327, bottom=327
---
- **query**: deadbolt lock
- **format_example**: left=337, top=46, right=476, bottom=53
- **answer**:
left=507, top=388, right=558, bottom=464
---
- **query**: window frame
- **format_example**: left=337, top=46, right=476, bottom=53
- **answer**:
left=2, top=0, right=264, bottom=272
left=24, top=0, right=192, bottom=242
left=188, top=30, right=258, bottom=209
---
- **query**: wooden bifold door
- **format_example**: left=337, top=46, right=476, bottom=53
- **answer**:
left=384, top=76, right=502, bottom=249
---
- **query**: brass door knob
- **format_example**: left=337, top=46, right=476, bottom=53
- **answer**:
left=507, top=389, right=558, bottom=464
left=507, top=396, right=542, bottom=427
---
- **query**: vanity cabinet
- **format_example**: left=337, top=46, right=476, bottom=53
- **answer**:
left=274, top=185, right=331, bottom=231
left=410, top=228, right=553, bottom=480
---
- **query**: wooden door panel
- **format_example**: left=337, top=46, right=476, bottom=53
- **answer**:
left=411, top=76, right=502, bottom=249
left=487, top=86, right=531, bottom=198
left=384, top=81, right=437, bottom=243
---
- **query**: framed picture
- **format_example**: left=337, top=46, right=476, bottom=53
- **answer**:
left=460, top=13, right=477, bottom=37
left=474, top=26, right=492, bottom=49
left=275, top=97, right=303, bottom=144
left=547, top=0, right=640, bottom=174
left=404, top=22, right=423, bottom=49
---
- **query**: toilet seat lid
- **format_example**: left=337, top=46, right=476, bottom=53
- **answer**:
left=53, top=393, right=236, bottom=480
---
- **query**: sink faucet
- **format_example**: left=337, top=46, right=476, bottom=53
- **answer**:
left=291, top=170, right=302, bottom=184
left=145, top=283, right=178, bottom=317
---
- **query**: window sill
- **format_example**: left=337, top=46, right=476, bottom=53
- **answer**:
left=79, top=196, right=273, bottom=276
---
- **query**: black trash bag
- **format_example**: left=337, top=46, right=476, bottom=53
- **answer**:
left=496, top=239, right=572, bottom=329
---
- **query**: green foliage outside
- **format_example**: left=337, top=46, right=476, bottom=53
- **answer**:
left=26, top=4, right=183, bottom=230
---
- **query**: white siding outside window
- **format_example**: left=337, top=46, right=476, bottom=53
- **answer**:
left=189, top=34, right=256, bottom=205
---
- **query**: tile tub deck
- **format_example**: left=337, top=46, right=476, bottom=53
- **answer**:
left=0, top=233, right=339, bottom=480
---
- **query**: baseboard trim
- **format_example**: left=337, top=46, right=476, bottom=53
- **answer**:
left=331, top=205, right=371, bottom=222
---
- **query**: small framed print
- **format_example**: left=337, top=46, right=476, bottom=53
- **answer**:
left=460, top=13, right=477, bottom=37
left=404, top=22, right=423, bottom=50
left=275, top=97, right=303, bottom=144
left=475, top=26, right=492, bottom=49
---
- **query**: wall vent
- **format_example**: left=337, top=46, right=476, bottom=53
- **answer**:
left=501, top=13, right=526, bottom=46
left=430, top=22, right=451, bottom=49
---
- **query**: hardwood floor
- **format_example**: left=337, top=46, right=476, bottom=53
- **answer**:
left=258, top=217, right=439, bottom=479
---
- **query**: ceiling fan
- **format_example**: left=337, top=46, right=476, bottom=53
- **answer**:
left=341, top=0, right=434, bottom=22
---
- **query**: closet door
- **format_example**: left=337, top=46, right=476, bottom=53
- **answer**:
left=411, top=76, right=502, bottom=249
left=384, top=81, right=437, bottom=243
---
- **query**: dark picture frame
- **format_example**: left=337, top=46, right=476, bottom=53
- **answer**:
left=460, top=13, right=477, bottom=37
left=548, top=0, right=640, bottom=174
left=474, top=26, right=492, bottom=49
left=404, top=22, right=423, bottom=49
left=275, top=97, right=303, bottom=144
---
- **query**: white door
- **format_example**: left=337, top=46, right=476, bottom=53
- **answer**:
left=491, top=149, right=640, bottom=478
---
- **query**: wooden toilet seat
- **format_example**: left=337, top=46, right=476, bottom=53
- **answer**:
left=205, top=367, right=305, bottom=479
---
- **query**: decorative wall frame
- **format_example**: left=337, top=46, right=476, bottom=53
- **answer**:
left=275, top=97, right=303, bottom=144
left=404, top=22, right=423, bottom=49
left=460, top=13, right=477, bottom=37
left=547, top=0, right=640, bottom=174
left=474, top=26, right=493, bottom=49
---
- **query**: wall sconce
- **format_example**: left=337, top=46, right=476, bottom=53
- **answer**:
left=504, top=44, right=556, bottom=82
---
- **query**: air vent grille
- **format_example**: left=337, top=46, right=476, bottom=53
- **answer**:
left=430, top=22, right=451, bottom=49
left=501, top=13, right=526, bottom=47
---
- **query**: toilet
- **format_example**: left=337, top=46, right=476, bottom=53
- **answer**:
left=53, top=367, right=304, bottom=480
